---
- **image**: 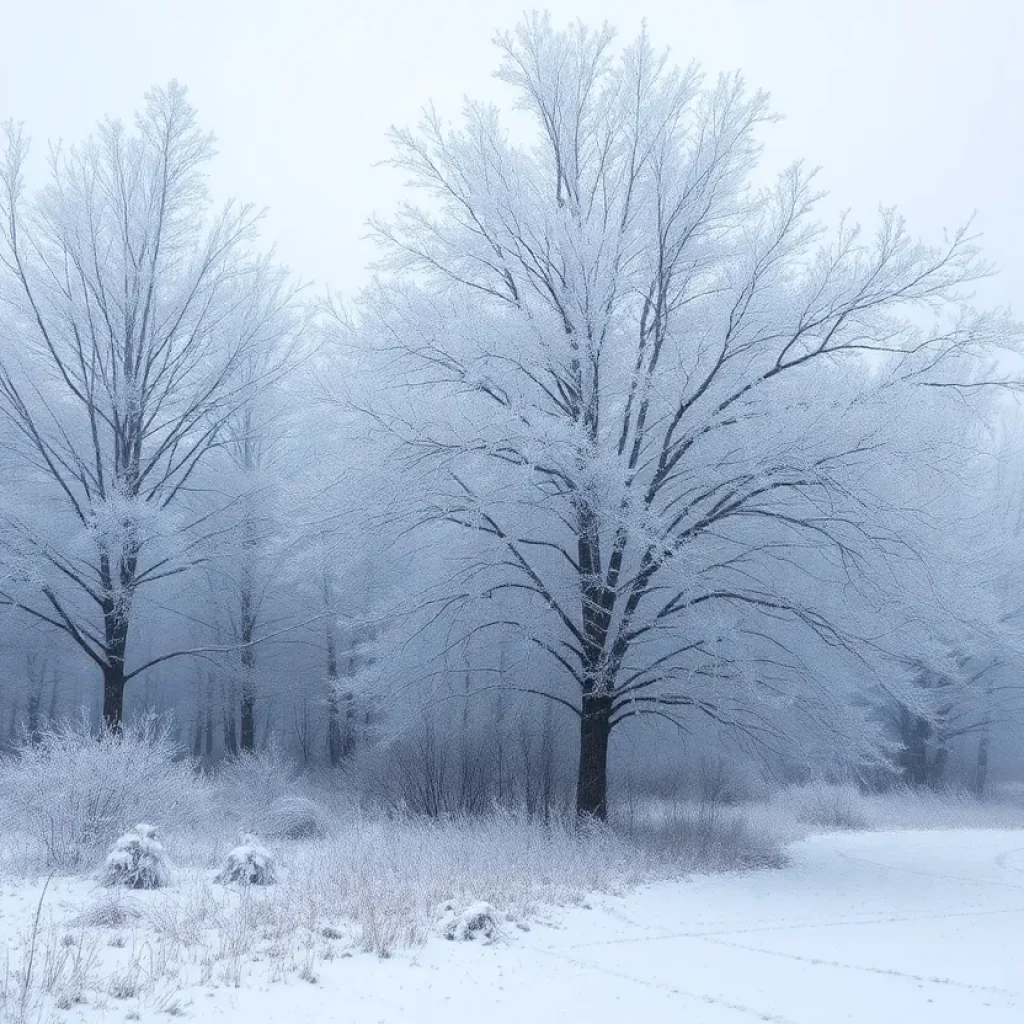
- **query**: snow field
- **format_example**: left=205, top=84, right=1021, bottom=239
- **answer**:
left=1, top=829, right=1022, bottom=1023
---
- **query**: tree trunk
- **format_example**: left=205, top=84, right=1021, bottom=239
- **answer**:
left=102, top=660, right=126, bottom=731
left=343, top=691, right=356, bottom=758
left=325, top=611, right=342, bottom=765
left=929, top=741, right=949, bottom=790
left=975, top=676, right=994, bottom=798
left=975, top=730, right=991, bottom=798
left=898, top=710, right=932, bottom=787
left=240, top=685, right=256, bottom=751
left=191, top=714, right=203, bottom=759
left=47, top=670, right=60, bottom=725
left=541, top=698, right=555, bottom=823
left=239, top=575, right=257, bottom=752
left=223, top=678, right=238, bottom=756
left=574, top=493, right=616, bottom=820
left=100, top=549, right=133, bottom=732
left=26, top=693, right=41, bottom=745
left=576, top=693, right=612, bottom=819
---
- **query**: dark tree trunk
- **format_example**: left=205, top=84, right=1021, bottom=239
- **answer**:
left=26, top=693, right=41, bottom=745
left=191, top=715, right=203, bottom=759
left=975, top=731, right=991, bottom=797
left=929, top=742, right=949, bottom=790
left=325, top=610, right=343, bottom=765
left=240, top=687, right=256, bottom=751
left=540, top=698, right=555, bottom=823
left=47, top=670, right=60, bottom=725
left=974, top=676, right=994, bottom=798
left=576, top=693, right=612, bottom=819
left=897, top=709, right=933, bottom=787
left=239, top=578, right=257, bottom=752
left=102, top=660, right=126, bottom=731
left=99, top=548, right=133, bottom=732
left=223, top=679, right=239, bottom=756
left=343, top=691, right=356, bottom=758
left=574, top=492, right=617, bottom=820
left=326, top=692, right=342, bottom=765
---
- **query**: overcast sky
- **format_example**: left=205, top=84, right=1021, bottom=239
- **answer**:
left=2, top=0, right=1020, bottom=308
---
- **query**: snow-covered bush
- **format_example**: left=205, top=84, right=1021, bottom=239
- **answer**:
left=693, top=757, right=763, bottom=807
left=214, top=748, right=300, bottom=822
left=101, top=823, right=171, bottom=889
left=215, top=837, right=278, bottom=885
left=263, top=796, right=328, bottom=840
left=213, top=754, right=332, bottom=842
left=435, top=900, right=501, bottom=942
left=624, top=802, right=788, bottom=872
left=0, top=719, right=208, bottom=870
left=783, top=782, right=867, bottom=832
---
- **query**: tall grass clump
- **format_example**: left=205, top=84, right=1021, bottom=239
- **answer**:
left=0, top=719, right=208, bottom=871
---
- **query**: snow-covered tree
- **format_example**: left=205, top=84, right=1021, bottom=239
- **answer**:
left=0, top=83, right=297, bottom=727
left=360, top=16, right=1020, bottom=816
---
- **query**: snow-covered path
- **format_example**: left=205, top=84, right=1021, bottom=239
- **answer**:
left=158, top=830, right=1024, bottom=1023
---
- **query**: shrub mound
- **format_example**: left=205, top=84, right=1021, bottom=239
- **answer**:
left=101, top=823, right=171, bottom=889
left=435, top=900, right=501, bottom=943
left=216, top=837, right=278, bottom=885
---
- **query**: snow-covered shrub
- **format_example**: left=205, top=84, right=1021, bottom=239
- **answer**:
left=215, top=837, right=278, bottom=885
left=625, top=802, right=787, bottom=872
left=693, top=756, right=763, bottom=807
left=435, top=900, right=500, bottom=942
left=263, top=796, right=328, bottom=840
left=784, top=782, right=867, bottom=832
left=101, top=823, right=171, bottom=889
left=0, top=719, right=208, bottom=870
left=213, top=747, right=301, bottom=826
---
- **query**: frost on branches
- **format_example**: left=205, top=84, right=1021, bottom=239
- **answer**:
left=0, top=84, right=297, bottom=732
left=101, top=823, right=171, bottom=889
left=362, top=14, right=1023, bottom=818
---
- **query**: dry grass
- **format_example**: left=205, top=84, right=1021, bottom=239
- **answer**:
left=3, top=732, right=1021, bottom=1020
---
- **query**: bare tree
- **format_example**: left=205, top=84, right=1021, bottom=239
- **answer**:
left=364, top=17, right=1019, bottom=817
left=0, top=83, right=295, bottom=728
left=222, top=385, right=293, bottom=751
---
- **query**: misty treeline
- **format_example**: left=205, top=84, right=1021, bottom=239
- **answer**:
left=1, top=16, right=1022, bottom=820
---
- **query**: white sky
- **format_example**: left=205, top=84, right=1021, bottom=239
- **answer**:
left=2, top=0, right=1021, bottom=308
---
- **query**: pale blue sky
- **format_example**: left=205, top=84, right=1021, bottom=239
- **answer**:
left=3, top=0, right=1020, bottom=308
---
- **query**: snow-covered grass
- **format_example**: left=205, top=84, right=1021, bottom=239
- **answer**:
left=770, top=780, right=1024, bottom=833
left=2, top=727, right=1023, bottom=1021
left=3, top=828, right=1023, bottom=1023
left=0, top=721, right=208, bottom=874
left=0, top=799, right=789, bottom=1021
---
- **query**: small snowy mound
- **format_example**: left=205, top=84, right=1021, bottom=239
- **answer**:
left=262, top=796, right=328, bottom=840
left=100, top=823, right=170, bottom=889
left=435, top=900, right=501, bottom=943
left=215, top=836, right=277, bottom=885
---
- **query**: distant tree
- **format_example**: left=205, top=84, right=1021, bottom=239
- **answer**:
left=0, top=83, right=296, bottom=728
left=363, top=16, right=1019, bottom=817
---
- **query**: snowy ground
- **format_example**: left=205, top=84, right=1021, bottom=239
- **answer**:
left=4, top=829, right=1022, bottom=1023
